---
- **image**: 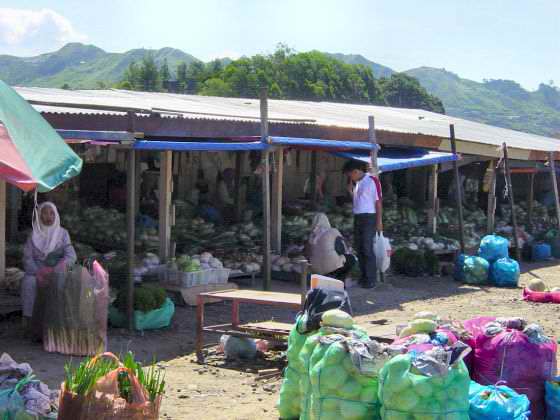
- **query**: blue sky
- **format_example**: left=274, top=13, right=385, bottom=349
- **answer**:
left=1, top=0, right=558, bottom=90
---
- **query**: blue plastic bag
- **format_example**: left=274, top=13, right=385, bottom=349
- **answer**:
left=463, top=256, right=490, bottom=285
left=469, top=381, right=531, bottom=420
left=532, top=243, right=552, bottom=261
left=479, top=235, right=509, bottom=263
left=545, top=379, right=560, bottom=420
left=490, top=257, right=520, bottom=287
left=453, top=253, right=466, bottom=282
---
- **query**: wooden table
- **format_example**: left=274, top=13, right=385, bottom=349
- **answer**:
left=196, top=289, right=303, bottom=361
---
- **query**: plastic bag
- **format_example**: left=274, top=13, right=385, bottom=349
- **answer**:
left=469, top=381, right=530, bottom=419
left=379, top=354, right=470, bottom=419
left=0, top=376, right=32, bottom=420
left=479, top=235, right=509, bottom=263
left=374, top=233, right=391, bottom=273
left=472, top=328, right=557, bottom=419
left=297, top=288, right=352, bottom=334
left=532, top=243, right=552, bottom=261
left=109, top=298, right=175, bottom=331
left=545, top=378, right=560, bottom=420
left=490, top=258, right=520, bottom=287
left=462, top=256, right=490, bottom=285
left=222, top=336, right=257, bottom=360
left=453, top=253, right=466, bottom=282
left=58, top=353, right=160, bottom=420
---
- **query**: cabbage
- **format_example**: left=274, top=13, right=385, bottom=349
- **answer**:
left=339, top=400, right=368, bottom=420
left=409, top=319, right=437, bottom=334
left=319, top=365, right=348, bottom=390
left=359, top=384, right=378, bottom=403
left=322, top=309, right=354, bottom=329
left=528, top=278, right=546, bottom=292
left=413, top=311, right=438, bottom=321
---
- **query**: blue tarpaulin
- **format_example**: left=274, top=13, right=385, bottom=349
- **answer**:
left=134, top=140, right=268, bottom=151
left=269, top=136, right=378, bottom=150
left=333, top=147, right=457, bottom=172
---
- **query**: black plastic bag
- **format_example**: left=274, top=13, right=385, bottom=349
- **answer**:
left=296, top=288, right=352, bottom=334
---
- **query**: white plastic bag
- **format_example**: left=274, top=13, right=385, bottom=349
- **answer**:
left=374, top=232, right=391, bottom=273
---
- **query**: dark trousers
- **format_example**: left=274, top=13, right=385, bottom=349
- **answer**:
left=354, top=214, right=378, bottom=286
left=327, top=254, right=356, bottom=281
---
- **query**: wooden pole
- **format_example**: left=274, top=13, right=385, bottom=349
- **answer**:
left=6, top=185, right=19, bottom=240
left=310, top=151, right=318, bottom=206
left=159, top=151, right=173, bottom=262
left=527, top=172, right=535, bottom=233
left=427, top=165, right=439, bottom=235
left=0, top=181, right=5, bottom=283
left=134, top=151, right=141, bottom=213
left=368, top=116, right=379, bottom=174
left=548, top=152, right=560, bottom=232
left=487, top=160, right=497, bottom=234
left=503, top=144, right=521, bottom=261
left=450, top=124, right=465, bottom=253
left=126, top=149, right=136, bottom=330
left=271, top=149, right=284, bottom=253
left=234, top=152, right=243, bottom=222
left=260, top=88, right=272, bottom=290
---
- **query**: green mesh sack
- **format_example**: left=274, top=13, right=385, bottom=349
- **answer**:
left=278, top=366, right=302, bottom=419
left=307, top=333, right=382, bottom=420
left=378, top=354, right=470, bottom=420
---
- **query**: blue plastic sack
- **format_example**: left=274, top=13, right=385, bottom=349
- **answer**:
left=479, top=235, right=509, bottom=263
left=532, top=243, right=552, bottom=261
left=463, top=256, right=490, bottom=285
left=490, top=257, right=520, bottom=287
left=453, top=253, right=466, bottom=282
left=469, top=381, right=531, bottom=420
left=545, top=379, right=560, bottom=420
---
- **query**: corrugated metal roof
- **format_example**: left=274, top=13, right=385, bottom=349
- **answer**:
left=14, top=87, right=560, bottom=157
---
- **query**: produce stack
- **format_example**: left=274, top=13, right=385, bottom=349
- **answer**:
left=1, top=267, right=24, bottom=293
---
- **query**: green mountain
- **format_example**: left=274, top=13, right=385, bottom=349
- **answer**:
left=406, top=67, right=560, bottom=136
left=328, top=53, right=395, bottom=78
left=0, top=43, right=199, bottom=89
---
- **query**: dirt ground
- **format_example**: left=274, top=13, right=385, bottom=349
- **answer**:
left=2, top=261, right=560, bottom=419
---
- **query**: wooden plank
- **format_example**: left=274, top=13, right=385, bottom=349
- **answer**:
left=427, top=164, right=438, bottom=235
left=163, top=282, right=239, bottom=306
left=199, top=289, right=303, bottom=306
left=0, top=181, right=5, bottom=283
left=487, top=159, right=497, bottom=233
left=527, top=172, right=535, bottom=232
left=271, top=149, right=284, bottom=252
left=159, top=150, right=173, bottom=261
left=549, top=152, right=560, bottom=233
left=450, top=124, right=465, bottom=253
left=368, top=116, right=379, bottom=174
left=503, top=144, right=521, bottom=261
left=126, top=149, right=136, bottom=330
left=260, top=88, right=272, bottom=291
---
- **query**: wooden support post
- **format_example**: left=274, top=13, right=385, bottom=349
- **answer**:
left=503, top=144, right=521, bottom=261
left=549, top=152, right=560, bottom=232
left=298, top=259, right=309, bottom=306
left=450, top=124, right=465, bottom=253
left=177, top=153, right=189, bottom=200
left=527, top=172, right=535, bottom=232
left=134, top=151, right=141, bottom=213
left=6, top=185, right=19, bottom=240
left=368, top=116, right=379, bottom=174
left=234, top=152, right=243, bottom=222
left=271, top=149, right=284, bottom=253
left=159, top=151, right=173, bottom=262
left=0, top=181, right=5, bottom=282
left=487, top=160, right=497, bottom=234
left=126, top=149, right=136, bottom=330
left=427, top=165, right=439, bottom=235
left=260, top=88, right=272, bottom=291
left=310, top=151, right=318, bottom=206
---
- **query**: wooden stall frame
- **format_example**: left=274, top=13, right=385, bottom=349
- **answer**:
left=260, top=88, right=272, bottom=290
left=450, top=124, right=466, bottom=253
left=503, top=143, right=521, bottom=261
left=487, top=159, right=497, bottom=234
left=549, top=152, right=560, bottom=233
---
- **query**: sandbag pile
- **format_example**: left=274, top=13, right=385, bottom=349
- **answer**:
left=464, top=316, right=557, bottom=419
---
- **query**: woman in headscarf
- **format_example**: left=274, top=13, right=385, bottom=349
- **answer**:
left=21, top=202, right=77, bottom=330
left=306, top=213, right=355, bottom=280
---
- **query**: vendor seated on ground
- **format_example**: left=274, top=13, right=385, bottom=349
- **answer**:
left=306, top=213, right=356, bottom=281
left=22, top=202, right=76, bottom=336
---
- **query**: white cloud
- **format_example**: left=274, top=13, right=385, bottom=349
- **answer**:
left=0, top=8, right=87, bottom=55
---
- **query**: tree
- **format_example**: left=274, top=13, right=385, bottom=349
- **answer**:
left=176, top=62, right=188, bottom=92
left=121, top=61, right=141, bottom=90
left=199, top=78, right=233, bottom=97
left=140, top=54, right=160, bottom=92
left=61, top=83, right=71, bottom=90
left=379, top=73, right=445, bottom=113
left=160, top=58, right=171, bottom=82
left=185, top=61, right=206, bottom=93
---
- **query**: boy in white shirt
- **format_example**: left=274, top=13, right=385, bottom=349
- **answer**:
left=343, top=160, right=383, bottom=288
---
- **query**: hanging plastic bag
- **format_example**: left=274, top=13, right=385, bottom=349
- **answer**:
left=469, top=381, right=531, bottom=419
left=374, top=233, right=391, bottom=273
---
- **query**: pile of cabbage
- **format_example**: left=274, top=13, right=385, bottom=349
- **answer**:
left=168, top=252, right=224, bottom=273
left=271, top=254, right=307, bottom=274
left=1, top=267, right=24, bottom=292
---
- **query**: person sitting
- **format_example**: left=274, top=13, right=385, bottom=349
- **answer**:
left=306, top=213, right=356, bottom=281
left=22, top=202, right=76, bottom=335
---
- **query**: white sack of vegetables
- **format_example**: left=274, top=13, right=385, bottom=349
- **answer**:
left=378, top=353, right=470, bottom=420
